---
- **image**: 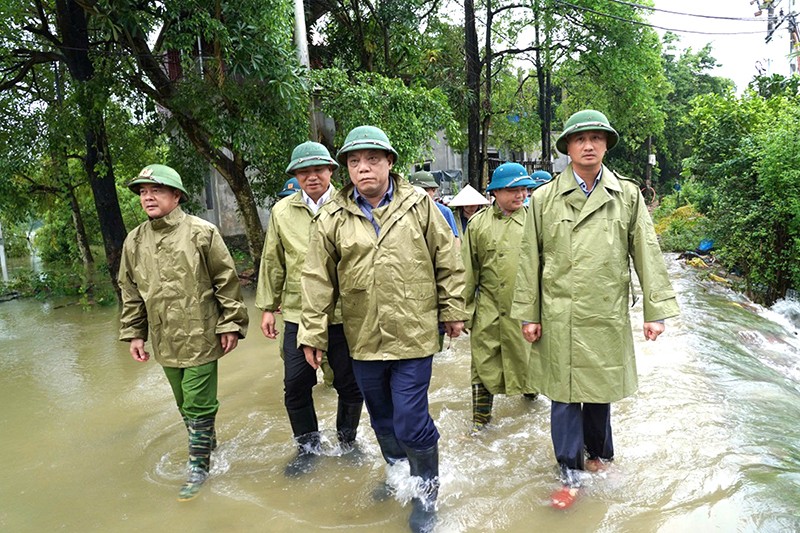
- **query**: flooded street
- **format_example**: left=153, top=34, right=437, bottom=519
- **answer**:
left=1, top=256, right=799, bottom=532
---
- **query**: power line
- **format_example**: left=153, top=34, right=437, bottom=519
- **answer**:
left=555, top=0, right=770, bottom=35
left=603, top=0, right=764, bottom=22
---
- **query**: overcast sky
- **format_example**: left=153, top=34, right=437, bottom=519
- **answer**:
left=650, top=0, right=795, bottom=92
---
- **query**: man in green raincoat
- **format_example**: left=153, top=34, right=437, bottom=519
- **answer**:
left=512, top=110, right=680, bottom=509
left=298, top=125, right=468, bottom=533
left=118, top=164, right=249, bottom=501
left=256, top=141, right=363, bottom=477
left=463, top=163, right=539, bottom=434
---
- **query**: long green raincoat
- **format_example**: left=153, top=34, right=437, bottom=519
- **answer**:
left=118, top=207, right=249, bottom=368
left=255, top=191, right=342, bottom=324
left=463, top=205, right=538, bottom=395
left=511, top=165, right=679, bottom=403
left=297, top=177, right=468, bottom=359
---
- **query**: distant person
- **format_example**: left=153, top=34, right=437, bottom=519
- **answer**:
left=118, top=164, right=249, bottom=501
left=298, top=125, right=468, bottom=533
left=463, top=163, right=540, bottom=434
left=256, top=141, right=363, bottom=477
left=277, top=177, right=301, bottom=198
left=524, top=170, right=552, bottom=207
left=447, top=184, right=491, bottom=238
left=512, top=110, right=680, bottom=509
left=409, top=170, right=460, bottom=243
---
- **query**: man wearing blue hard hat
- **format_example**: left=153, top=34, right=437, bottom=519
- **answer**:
left=512, top=110, right=680, bottom=509
left=277, top=177, right=301, bottom=198
left=462, top=162, right=540, bottom=435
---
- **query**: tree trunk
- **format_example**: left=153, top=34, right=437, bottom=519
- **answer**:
left=464, top=0, right=481, bottom=191
left=67, top=185, right=96, bottom=292
left=480, top=1, right=494, bottom=190
left=55, top=0, right=127, bottom=299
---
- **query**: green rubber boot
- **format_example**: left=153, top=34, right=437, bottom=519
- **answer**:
left=183, top=414, right=216, bottom=450
left=178, top=417, right=215, bottom=501
left=471, top=383, right=494, bottom=433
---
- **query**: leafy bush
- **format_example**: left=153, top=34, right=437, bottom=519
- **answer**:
left=653, top=202, right=710, bottom=252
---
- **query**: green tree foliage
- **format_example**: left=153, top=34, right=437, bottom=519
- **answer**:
left=311, top=68, right=460, bottom=172
left=684, top=77, right=800, bottom=304
left=87, top=0, right=309, bottom=269
left=653, top=34, right=733, bottom=192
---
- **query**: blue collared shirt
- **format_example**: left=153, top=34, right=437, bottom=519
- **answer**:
left=574, top=168, right=603, bottom=197
left=354, top=179, right=394, bottom=235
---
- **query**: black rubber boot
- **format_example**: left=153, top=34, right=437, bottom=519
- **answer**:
left=372, top=432, right=408, bottom=501
left=336, top=400, right=363, bottom=452
left=405, top=443, right=439, bottom=533
left=178, top=417, right=215, bottom=501
left=471, top=383, right=493, bottom=433
left=284, top=405, right=321, bottom=478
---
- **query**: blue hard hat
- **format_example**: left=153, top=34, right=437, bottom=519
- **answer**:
left=529, top=170, right=553, bottom=190
left=278, top=177, right=300, bottom=197
left=486, top=162, right=535, bottom=191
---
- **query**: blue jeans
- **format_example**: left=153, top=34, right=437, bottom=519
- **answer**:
left=351, top=356, right=439, bottom=450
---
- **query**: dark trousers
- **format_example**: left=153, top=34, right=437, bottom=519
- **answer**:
left=351, top=356, right=439, bottom=450
left=550, top=401, right=614, bottom=472
left=283, top=322, right=362, bottom=411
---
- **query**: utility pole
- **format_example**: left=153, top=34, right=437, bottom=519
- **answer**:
left=0, top=221, right=9, bottom=283
left=293, top=0, right=319, bottom=140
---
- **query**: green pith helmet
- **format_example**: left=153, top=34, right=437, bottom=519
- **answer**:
left=127, top=164, right=189, bottom=202
left=335, top=125, right=399, bottom=165
left=555, top=109, right=619, bottom=155
left=408, top=170, right=439, bottom=189
left=285, top=141, right=339, bottom=175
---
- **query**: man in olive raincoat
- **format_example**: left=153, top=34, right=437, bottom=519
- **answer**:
left=448, top=184, right=491, bottom=238
left=298, top=125, right=467, bottom=533
left=118, top=164, right=249, bottom=502
left=256, top=141, right=363, bottom=477
left=512, top=110, right=680, bottom=508
left=463, top=163, right=539, bottom=434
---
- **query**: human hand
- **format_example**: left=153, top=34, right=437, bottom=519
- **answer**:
left=130, top=338, right=150, bottom=362
left=303, top=345, right=323, bottom=369
left=261, top=311, right=278, bottom=339
left=220, top=332, right=239, bottom=354
left=643, top=321, right=665, bottom=341
left=444, top=321, right=465, bottom=338
left=521, top=323, right=542, bottom=343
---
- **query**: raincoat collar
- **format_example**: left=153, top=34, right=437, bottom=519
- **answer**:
left=491, top=203, right=526, bottom=224
left=149, top=206, right=185, bottom=231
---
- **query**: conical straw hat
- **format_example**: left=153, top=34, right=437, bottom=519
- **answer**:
left=448, top=184, right=491, bottom=207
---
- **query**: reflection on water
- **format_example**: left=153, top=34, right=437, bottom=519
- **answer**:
left=1, top=257, right=799, bottom=532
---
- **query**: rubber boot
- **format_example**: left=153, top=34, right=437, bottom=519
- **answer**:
left=471, top=383, right=493, bottom=433
left=284, top=405, right=321, bottom=478
left=178, top=417, right=215, bottom=501
left=183, top=414, right=216, bottom=450
left=405, top=443, right=439, bottom=533
left=372, top=432, right=408, bottom=501
left=336, top=399, right=363, bottom=452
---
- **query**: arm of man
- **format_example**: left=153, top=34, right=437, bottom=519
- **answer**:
left=422, top=196, right=469, bottom=331
left=627, top=182, right=679, bottom=339
left=511, top=198, right=543, bottom=332
left=118, top=237, right=150, bottom=346
left=207, top=227, right=249, bottom=342
left=256, top=210, right=286, bottom=339
left=297, top=213, right=339, bottom=353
